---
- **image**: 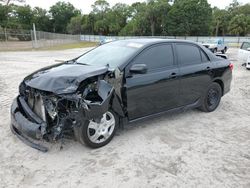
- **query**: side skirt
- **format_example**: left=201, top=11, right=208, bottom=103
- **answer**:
left=123, top=99, right=201, bottom=125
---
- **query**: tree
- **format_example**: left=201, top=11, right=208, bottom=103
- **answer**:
left=211, top=8, right=229, bottom=36
left=120, top=2, right=150, bottom=36
left=32, top=7, right=52, bottom=32
left=165, top=0, right=212, bottom=36
left=90, top=0, right=110, bottom=34
left=0, top=4, right=9, bottom=28
left=49, top=2, right=80, bottom=33
left=0, top=0, right=25, bottom=6
left=107, top=3, right=130, bottom=35
left=145, top=0, right=171, bottom=36
left=228, top=14, right=249, bottom=36
left=67, top=15, right=83, bottom=34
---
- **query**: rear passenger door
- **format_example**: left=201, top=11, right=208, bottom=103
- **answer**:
left=125, top=43, right=180, bottom=120
left=176, top=43, right=213, bottom=106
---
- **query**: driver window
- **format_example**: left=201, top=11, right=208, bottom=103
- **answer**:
left=133, top=44, right=174, bottom=72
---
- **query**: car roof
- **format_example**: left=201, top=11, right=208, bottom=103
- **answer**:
left=113, top=38, right=219, bottom=70
left=113, top=38, right=197, bottom=47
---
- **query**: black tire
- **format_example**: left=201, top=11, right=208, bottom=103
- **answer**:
left=213, top=48, right=217, bottom=53
left=222, top=47, right=227, bottom=54
left=199, top=82, right=222, bottom=112
left=74, top=110, right=118, bottom=148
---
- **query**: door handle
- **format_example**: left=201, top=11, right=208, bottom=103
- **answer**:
left=170, top=72, right=177, bottom=78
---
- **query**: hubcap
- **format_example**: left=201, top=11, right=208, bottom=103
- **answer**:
left=207, top=89, right=219, bottom=107
left=87, top=112, right=115, bottom=144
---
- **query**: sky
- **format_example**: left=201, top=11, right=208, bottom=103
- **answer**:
left=16, top=0, right=250, bottom=13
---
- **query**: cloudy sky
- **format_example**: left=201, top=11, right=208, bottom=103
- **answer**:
left=17, top=0, right=250, bottom=13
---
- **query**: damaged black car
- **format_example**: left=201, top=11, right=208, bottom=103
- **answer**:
left=11, top=39, right=232, bottom=151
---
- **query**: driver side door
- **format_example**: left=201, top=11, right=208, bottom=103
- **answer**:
left=124, top=43, right=180, bottom=120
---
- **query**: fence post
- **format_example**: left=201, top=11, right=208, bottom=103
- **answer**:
left=33, top=23, right=38, bottom=48
left=4, top=28, right=7, bottom=42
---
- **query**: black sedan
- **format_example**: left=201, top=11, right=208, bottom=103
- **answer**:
left=10, top=39, right=233, bottom=151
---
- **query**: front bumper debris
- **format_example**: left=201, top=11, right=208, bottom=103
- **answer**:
left=10, top=79, right=118, bottom=152
left=10, top=96, right=48, bottom=152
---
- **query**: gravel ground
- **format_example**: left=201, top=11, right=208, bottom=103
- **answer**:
left=0, top=48, right=250, bottom=188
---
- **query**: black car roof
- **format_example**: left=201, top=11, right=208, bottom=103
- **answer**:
left=113, top=38, right=219, bottom=70
left=111, top=38, right=198, bottom=47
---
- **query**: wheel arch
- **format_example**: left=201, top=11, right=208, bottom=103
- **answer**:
left=213, top=79, right=224, bottom=95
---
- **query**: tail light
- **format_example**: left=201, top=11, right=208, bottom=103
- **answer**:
left=229, top=63, right=233, bottom=71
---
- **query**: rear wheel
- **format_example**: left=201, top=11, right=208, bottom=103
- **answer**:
left=74, top=110, right=118, bottom=148
left=199, top=83, right=222, bottom=112
left=213, top=48, right=217, bottom=53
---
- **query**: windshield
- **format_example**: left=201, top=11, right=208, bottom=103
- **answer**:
left=76, top=41, right=141, bottom=68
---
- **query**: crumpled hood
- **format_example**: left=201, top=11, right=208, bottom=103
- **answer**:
left=24, top=63, right=109, bottom=94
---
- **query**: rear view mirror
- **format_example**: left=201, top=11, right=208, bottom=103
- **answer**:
left=130, top=64, right=147, bottom=74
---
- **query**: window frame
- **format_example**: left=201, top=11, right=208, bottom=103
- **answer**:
left=174, top=42, right=210, bottom=67
left=241, top=42, right=250, bottom=50
left=127, top=43, right=177, bottom=74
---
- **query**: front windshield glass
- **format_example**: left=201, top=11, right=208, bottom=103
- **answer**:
left=76, top=41, right=142, bottom=68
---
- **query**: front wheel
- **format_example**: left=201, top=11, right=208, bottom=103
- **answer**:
left=74, top=110, right=118, bottom=148
left=199, top=83, right=222, bottom=112
left=222, top=47, right=227, bottom=54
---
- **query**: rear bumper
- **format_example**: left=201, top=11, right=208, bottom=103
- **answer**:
left=10, top=96, right=48, bottom=152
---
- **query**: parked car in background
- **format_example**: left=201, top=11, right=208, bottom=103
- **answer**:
left=238, top=42, right=250, bottom=70
left=202, top=39, right=228, bottom=54
left=11, top=39, right=233, bottom=152
left=99, top=37, right=116, bottom=45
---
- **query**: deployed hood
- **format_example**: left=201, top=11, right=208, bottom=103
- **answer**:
left=24, top=63, right=109, bottom=94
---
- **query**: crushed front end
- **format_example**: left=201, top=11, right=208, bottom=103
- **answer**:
left=11, top=78, right=115, bottom=152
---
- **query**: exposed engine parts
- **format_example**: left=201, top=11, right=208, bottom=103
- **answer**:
left=19, top=78, right=115, bottom=144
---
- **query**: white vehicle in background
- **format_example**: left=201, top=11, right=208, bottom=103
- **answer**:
left=202, top=39, right=228, bottom=54
left=238, top=42, right=250, bottom=70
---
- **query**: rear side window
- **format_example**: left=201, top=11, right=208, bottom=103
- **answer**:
left=200, top=50, right=209, bottom=62
left=241, top=42, right=250, bottom=50
left=133, top=44, right=174, bottom=71
left=176, top=44, right=201, bottom=65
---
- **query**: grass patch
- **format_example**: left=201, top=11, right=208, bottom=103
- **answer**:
left=38, top=42, right=98, bottom=51
left=0, top=41, right=98, bottom=52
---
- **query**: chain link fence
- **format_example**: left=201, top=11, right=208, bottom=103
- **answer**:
left=0, top=28, right=81, bottom=51
left=81, top=35, right=250, bottom=47
left=1, top=28, right=250, bottom=51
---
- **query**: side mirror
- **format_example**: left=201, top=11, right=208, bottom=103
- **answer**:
left=130, top=64, right=147, bottom=74
left=247, top=48, right=250, bottom=51
left=216, top=54, right=228, bottom=59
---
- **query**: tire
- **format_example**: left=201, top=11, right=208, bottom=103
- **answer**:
left=213, top=48, right=217, bottom=53
left=199, top=82, right=222, bottom=112
left=222, top=47, right=227, bottom=54
left=74, top=110, right=118, bottom=148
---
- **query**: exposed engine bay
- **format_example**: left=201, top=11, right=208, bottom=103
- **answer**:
left=12, top=67, right=125, bottom=151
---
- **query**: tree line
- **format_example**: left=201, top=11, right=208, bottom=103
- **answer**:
left=0, top=0, right=250, bottom=36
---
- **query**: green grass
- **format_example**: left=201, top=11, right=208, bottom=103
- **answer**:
left=39, top=42, right=98, bottom=51
left=0, top=41, right=98, bottom=52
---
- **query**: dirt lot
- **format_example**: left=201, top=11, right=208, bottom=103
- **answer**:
left=0, top=48, right=250, bottom=188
